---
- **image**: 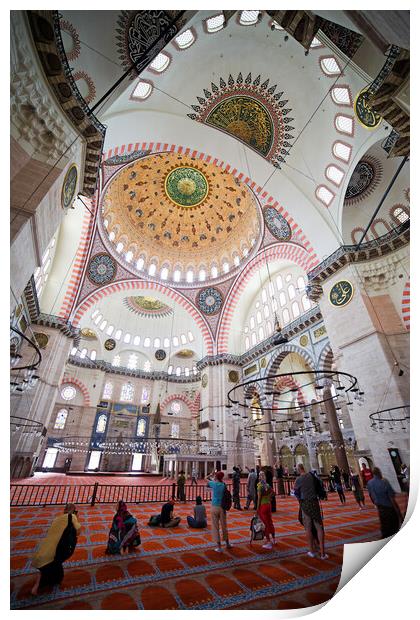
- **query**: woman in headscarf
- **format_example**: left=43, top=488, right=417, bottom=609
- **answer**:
left=31, top=503, right=81, bottom=595
left=105, top=500, right=141, bottom=554
left=350, top=468, right=365, bottom=509
left=256, top=470, right=275, bottom=549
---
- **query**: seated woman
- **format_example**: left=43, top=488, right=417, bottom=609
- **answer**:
left=105, top=500, right=141, bottom=554
left=187, top=496, right=207, bottom=528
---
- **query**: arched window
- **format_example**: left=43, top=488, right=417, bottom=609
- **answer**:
left=211, top=265, right=218, bottom=278
left=112, top=355, right=121, bottom=367
left=276, top=275, right=283, bottom=290
left=141, top=387, right=149, bottom=403
left=114, top=329, right=122, bottom=340
left=174, top=28, right=196, bottom=50
left=173, top=269, right=181, bottom=282
left=127, top=353, right=138, bottom=370
left=205, top=13, right=225, bottom=32
left=250, top=316, right=255, bottom=329
left=149, top=51, right=171, bottom=73
left=245, top=336, right=250, bottom=350
left=120, top=382, right=134, bottom=402
left=116, top=242, right=124, bottom=253
left=143, top=337, right=150, bottom=347
left=173, top=336, right=179, bottom=346
left=125, top=250, right=133, bottom=263
left=160, top=267, right=169, bottom=280
left=123, top=333, right=131, bottom=344
left=331, top=86, right=351, bottom=105
left=136, top=418, right=146, bottom=437
left=136, top=257, right=144, bottom=270
left=335, top=115, right=354, bottom=135
left=199, top=269, right=206, bottom=281
left=167, top=365, right=173, bottom=375
left=261, top=288, right=267, bottom=302
left=106, top=325, right=114, bottom=336
left=99, top=320, right=107, bottom=331
left=71, top=347, right=77, bottom=356
left=163, top=337, right=170, bottom=347
left=292, top=301, right=300, bottom=318
left=175, top=366, right=181, bottom=376
left=256, top=311, right=262, bottom=324
left=333, top=141, right=352, bottom=162
left=251, top=332, right=257, bottom=346
left=80, top=348, right=87, bottom=359
left=154, top=337, right=161, bottom=348
left=279, top=291, right=287, bottom=307
left=288, top=284, right=296, bottom=300
left=171, top=423, right=180, bottom=438
left=61, top=385, right=76, bottom=401
left=258, top=326, right=264, bottom=341
left=320, top=57, right=341, bottom=76
left=148, top=263, right=156, bottom=276
left=239, top=10, right=260, bottom=25
left=132, top=80, right=153, bottom=100
left=391, top=205, right=409, bottom=225
left=54, top=408, right=68, bottom=430
left=297, top=276, right=306, bottom=291
left=96, top=414, right=107, bottom=433
left=180, top=334, right=187, bottom=344
left=171, top=401, right=182, bottom=415
left=272, top=298, right=278, bottom=311
left=263, top=304, right=270, bottom=318
left=316, top=185, right=335, bottom=207
left=186, top=269, right=194, bottom=282
left=302, top=295, right=311, bottom=311
left=184, top=367, right=190, bottom=377
left=143, top=360, right=151, bottom=372
left=133, top=335, right=141, bottom=346
left=94, top=314, right=102, bottom=325
left=103, top=382, right=113, bottom=400
left=266, top=320, right=272, bottom=334
left=282, top=308, right=290, bottom=324
left=326, top=165, right=344, bottom=186
left=90, top=350, right=97, bottom=361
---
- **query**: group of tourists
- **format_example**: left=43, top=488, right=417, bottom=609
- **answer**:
left=29, top=462, right=405, bottom=596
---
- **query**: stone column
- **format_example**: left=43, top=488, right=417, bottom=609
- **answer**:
left=323, top=386, right=350, bottom=473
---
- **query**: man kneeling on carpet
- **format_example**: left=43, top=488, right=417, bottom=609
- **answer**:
left=187, top=496, right=207, bottom=528
left=31, top=503, right=81, bottom=595
left=294, top=463, right=328, bottom=560
left=105, top=500, right=141, bottom=554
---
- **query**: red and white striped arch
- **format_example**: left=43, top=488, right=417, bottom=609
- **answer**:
left=72, top=279, right=214, bottom=355
left=401, top=280, right=410, bottom=330
left=217, top=243, right=318, bottom=353
left=60, top=376, right=91, bottom=406
left=161, top=391, right=200, bottom=416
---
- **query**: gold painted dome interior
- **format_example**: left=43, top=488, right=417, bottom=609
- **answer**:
left=102, top=153, right=261, bottom=283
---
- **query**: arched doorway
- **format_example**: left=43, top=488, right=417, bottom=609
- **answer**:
left=316, top=441, right=336, bottom=474
left=294, top=444, right=310, bottom=471
left=278, top=445, right=294, bottom=473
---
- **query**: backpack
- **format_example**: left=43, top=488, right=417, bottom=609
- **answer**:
left=311, top=473, right=327, bottom=501
left=55, top=513, right=77, bottom=563
left=250, top=516, right=265, bottom=542
left=221, top=484, right=232, bottom=511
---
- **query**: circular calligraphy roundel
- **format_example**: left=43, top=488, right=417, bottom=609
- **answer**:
left=329, top=280, right=354, bottom=307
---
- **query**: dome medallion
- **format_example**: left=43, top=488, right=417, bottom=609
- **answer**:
left=165, top=166, right=209, bottom=208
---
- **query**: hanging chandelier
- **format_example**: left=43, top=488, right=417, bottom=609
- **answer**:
left=369, top=405, right=410, bottom=432
left=10, top=326, right=42, bottom=394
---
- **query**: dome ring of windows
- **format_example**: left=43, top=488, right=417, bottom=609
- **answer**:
left=263, top=206, right=292, bottom=241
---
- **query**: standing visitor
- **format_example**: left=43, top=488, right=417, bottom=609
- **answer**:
left=31, top=503, right=81, bottom=595
left=245, top=468, right=257, bottom=509
left=232, top=466, right=242, bottom=510
left=367, top=467, right=402, bottom=538
left=332, top=465, right=346, bottom=504
left=264, top=465, right=276, bottom=512
left=206, top=471, right=232, bottom=552
left=294, top=464, right=328, bottom=560
left=256, top=470, right=275, bottom=549
left=360, top=462, right=373, bottom=487
left=341, top=468, right=350, bottom=490
left=105, top=500, right=141, bottom=554
left=191, top=466, right=198, bottom=486
left=350, top=469, right=365, bottom=509
left=187, top=496, right=207, bottom=528
left=177, top=470, right=186, bottom=502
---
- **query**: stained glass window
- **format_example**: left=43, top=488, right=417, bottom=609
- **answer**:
left=120, top=382, right=134, bottom=402
left=103, top=382, right=113, bottom=399
left=96, top=414, right=107, bottom=433
left=54, top=409, right=68, bottom=430
left=137, top=418, right=146, bottom=436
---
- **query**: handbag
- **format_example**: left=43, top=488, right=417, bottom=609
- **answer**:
left=250, top=516, right=265, bottom=542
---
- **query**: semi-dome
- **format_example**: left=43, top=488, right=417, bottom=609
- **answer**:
left=101, top=152, right=261, bottom=284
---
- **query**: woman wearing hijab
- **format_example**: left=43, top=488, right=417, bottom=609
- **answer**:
left=31, top=503, right=81, bottom=595
left=256, top=470, right=275, bottom=549
left=105, top=500, right=141, bottom=554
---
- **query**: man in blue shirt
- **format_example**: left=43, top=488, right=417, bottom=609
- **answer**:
left=207, top=470, right=232, bottom=552
left=367, top=467, right=402, bottom=538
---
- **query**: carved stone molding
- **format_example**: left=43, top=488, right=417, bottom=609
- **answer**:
left=355, top=248, right=409, bottom=293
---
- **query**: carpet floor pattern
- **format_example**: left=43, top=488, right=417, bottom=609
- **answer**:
left=10, top=492, right=400, bottom=610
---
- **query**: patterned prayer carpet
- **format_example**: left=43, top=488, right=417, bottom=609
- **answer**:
left=11, top=490, right=407, bottom=611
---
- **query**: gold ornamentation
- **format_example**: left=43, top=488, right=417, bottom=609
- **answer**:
left=202, top=373, right=208, bottom=388
left=177, top=349, right=194, bottom=358
left=81, top=328, right=97, bottom=339
left=228, top=370, right=239, bottom=383
left=244, top=364, right=257, bottom=377
left=329, top=280, right=354, bottom=307
left=313, top=325, right=327, bottom=340
left=299, top=335, right=309, bottom=347
left=259, top=357, right=267, bottom=369
left=34, top=332, right=49, bottom=349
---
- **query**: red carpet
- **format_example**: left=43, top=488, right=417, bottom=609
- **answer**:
left=9, top=487, right=405, bottom=610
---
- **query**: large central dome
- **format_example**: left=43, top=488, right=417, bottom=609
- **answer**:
left=102, top=152, right=261, bottom=283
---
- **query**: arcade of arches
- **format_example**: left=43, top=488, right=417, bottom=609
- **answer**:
left=10, top=9, right=409, bottom=612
